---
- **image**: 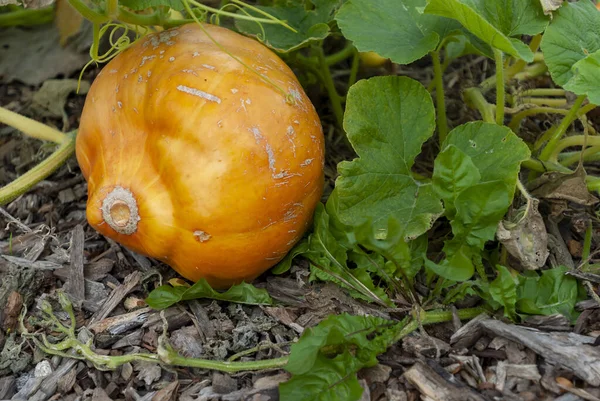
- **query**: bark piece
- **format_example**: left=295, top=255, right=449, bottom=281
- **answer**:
left=53, top=259, right=114, bottom=281
left=450, top=313, right=489, bottom=349
left=403, top=360, right=489, bottom=401
left=88, top=270, right=141, bottom=326
left=65, top=225, right=85, bottom=303
left=480, top=318, right=600, bottom=386
left=2, top=291, right=23, bottom=332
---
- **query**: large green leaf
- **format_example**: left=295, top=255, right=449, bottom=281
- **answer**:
left=145, top=279, right=272, bottom=309
left=563, top=50, right=600, bottom=105
left=426, top=122, right=530, bottom=281
left=335, top=0, right=461, bottom=64
left=235, top=0, right=343, bottom=52
left=540, top=0, right=600, bottom=86
left=280, top=313, right=402, bottom=401
left=424, top=0, right=549, bottom=61
left=335, top=76, right=443, bottom=238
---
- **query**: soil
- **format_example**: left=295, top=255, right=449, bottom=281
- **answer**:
left=1, top=22, right=600, bottom=401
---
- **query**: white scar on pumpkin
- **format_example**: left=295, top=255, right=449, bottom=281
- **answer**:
left=176, top=85, right=221, bottom=104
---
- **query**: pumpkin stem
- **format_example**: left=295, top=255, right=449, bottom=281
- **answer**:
left=101, top=186, right=140, bottom=235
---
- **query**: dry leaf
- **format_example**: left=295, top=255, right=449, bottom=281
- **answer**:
left=528, top=165, right=599, bottom=206
left=540, top=0, right=563, bottom=16
left=497, top=198, right=549, bottom=270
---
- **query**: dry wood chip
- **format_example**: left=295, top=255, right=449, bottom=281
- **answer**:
left=480, top=318, right=600, bottom=386
left=450, top=313, right=489, bottom=349
left=0, top=375, right=16, bottom=399
left=2, top=291, right=23, bottom=332
left=135, top=361, right=162, bottom=386
left=88, top=270, right=141, bottom=327
left=188, top=300, right=215, bottom=341
left=170, top=325, right=204, bottom=358
left=403, top=360, right=489, bottom=401
left=263, top=306, right=304, bottom=334
left=65, top=225, right=85, bottom=303
left=53, top=258, right=114, bottom=281
left=1, top=255, right=61, bottom=270
left=89, top=307, right=151, bottom=335
left=111, top=329, right=144, bottom=349
left=212, top=373, right=238, bottom=394
left=91, top=387, right=114, bottom=401
left=12, top=359, right=78, bottom=401
left=57, top=365, right=77, bottom=394
left=151, top=381, right=179, bottom=401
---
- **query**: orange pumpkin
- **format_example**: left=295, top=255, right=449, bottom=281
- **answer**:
left=76, top=23, right=325, bottom=289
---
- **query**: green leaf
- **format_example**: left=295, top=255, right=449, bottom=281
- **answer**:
left=119, top=0, right=183, bottom=10
left=306, top=204, right=392, bottom=306
left=563, top=50, right=600, bottom=105
left=516, top=266, right=585, bottom=321
left=425, top=244, right=475, bottom=281
left=354, top=217, right=412, bottom=277
left=427, top=122, right=530, bottom=282
left=145, top=279, right=272, bottom=309
left=235, top=0, right=342, bottom=52
left=540, top=0, right=600, bottom=87
left=280, top=313, right=402, bottom=401
left=443, top=122, right=531, bottom=192
left=335, top=0, right=461, bottom=64
left=443, top=280, right=478, bottom=304
left=445, top=32, right=492, bottom=60
left=424, top=0, right=549, bottom=62
left=451, top=181, right=512, bottom=248
left=335, top=76, right=443, bottom=238
left=271, top=239, right=309, bottom=274
left=432, top=145, right=481, bottom=218
left=488, top=265, right=518, bottom=320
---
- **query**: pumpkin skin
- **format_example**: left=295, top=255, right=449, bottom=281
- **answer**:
left=76, top=23, right=325, bottom=289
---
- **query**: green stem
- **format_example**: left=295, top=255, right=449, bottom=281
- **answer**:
left=494, top=49, right=505, bottom=125
left=513, top=62, right=548, bottom=81
left=348, top=47, right=360, bottom=89
left=160, top=346, right=289, bottom=373
left=548, top=135, right=600, bottom=163
left=394, top=307, right=487, bottom=343
left=66, top=0, right=108, bottom=24
left=431, top=50, right=448, bottom=142
left=560, top=144, right=600, bottom=167
left=316, top=47, right=345, bottom=129
left=539, top=95, right=587, bottom=161
left=0, top=106, right=66, bottom=143
left=518, top=97, right=567, bottom=108
left=509, top=106, right=570, bottom=132
left=324, top=43, right=356, bottom=66
left=463, top=88, right=495, bottom=123
left=0, top=132, right=77, bottom=205
left=106, top=0, right=118, bottom=19
left=521, top=158, right=572, bottom=174
left=480, top=35, right=542, bottom=93
left=0, top=6, right=54, bottom=26
left=519, top=88, right=566, bottom=98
